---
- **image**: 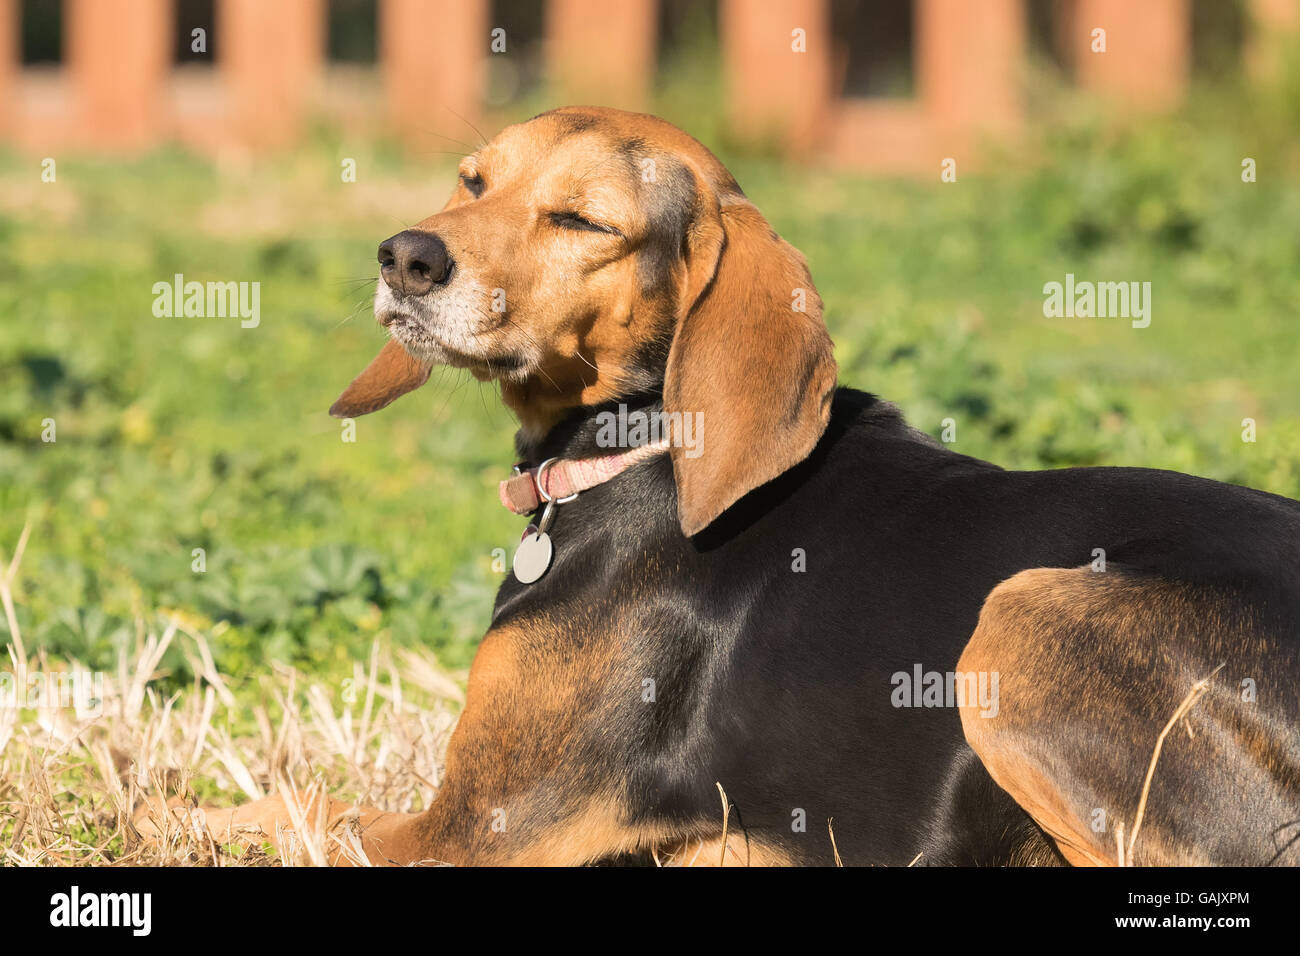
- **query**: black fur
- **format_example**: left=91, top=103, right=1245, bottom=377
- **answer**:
left=495, top=389, right=1300, bottom=865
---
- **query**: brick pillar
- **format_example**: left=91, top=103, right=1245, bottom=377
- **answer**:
left=722, top=0, right=832, bottom=150
left=381, top=0, right=487, bottom=151
left=917, top=0, right=1023, bottom=135
left=1067, top=0, right=1189, bottom=109
left=67, top=0, right=171, bottom=149
left=220, top=0, right=324, bottom=147
left=546, top=0, right=656, bottom=109
left=1247, top=0, right=1300, bottom=80
left=0, top=0, right=14, bottom=138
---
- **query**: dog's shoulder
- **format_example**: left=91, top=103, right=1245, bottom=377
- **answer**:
left=810, top=386, right=1000, bottom=484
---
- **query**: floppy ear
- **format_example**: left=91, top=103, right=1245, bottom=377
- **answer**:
left=329, top=339, right=432, bottom=418
left=664, top=196, right=837, bottom=537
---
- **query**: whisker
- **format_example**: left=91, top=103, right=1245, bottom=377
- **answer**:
left=475, top=378, right=507, bottom=427
left=433, top=369, right=464, bottom=422
left=477, top=363, right=493, bottom=416
left=335, top=292, right=379, bottom=328
left=420, top=128, right=480, bottom=153
left=497, top=316, right=563, bottom=393
left=331, top=275, right=379, bottom=289
left=411, top=149, right=474, bottom=160
left=535, top=366, right=561, bottom=394
left=442, top=104, right=489, bottom=148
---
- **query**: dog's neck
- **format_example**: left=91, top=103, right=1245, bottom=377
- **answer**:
left=513, top=391, right=664, bottom=465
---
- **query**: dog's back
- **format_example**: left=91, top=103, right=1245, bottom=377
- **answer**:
left=530, top=388, right=1300, bottom=865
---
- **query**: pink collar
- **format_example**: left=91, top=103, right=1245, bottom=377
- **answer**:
left=498, top=439, right=671, bottom=515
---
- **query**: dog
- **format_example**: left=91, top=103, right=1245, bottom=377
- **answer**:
left=161, top=107, right=1300, bottom=866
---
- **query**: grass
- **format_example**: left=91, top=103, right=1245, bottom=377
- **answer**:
left=2, top=51, right=1300, bottom=862
left=5, top=105, right=1299, bottom=684
left=0, top=527, right=462, bottom=865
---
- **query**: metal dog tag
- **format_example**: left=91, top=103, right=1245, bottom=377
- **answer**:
left=511, top=460, right=572, bottom=585
left=513, top=531, right=553, bottom=584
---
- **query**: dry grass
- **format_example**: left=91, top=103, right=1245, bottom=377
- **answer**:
left=1116, top=662, right=1225, bottom=867
left=0, top=526, right=465, bottom=867
left=8, top=511, right=1223, bottom=868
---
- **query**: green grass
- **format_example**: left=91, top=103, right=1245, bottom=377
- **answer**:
left=3, top=73, right=1300, bottom=691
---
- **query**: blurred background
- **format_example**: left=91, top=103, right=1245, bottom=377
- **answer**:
left=2, top=0, right=1299, bottom=687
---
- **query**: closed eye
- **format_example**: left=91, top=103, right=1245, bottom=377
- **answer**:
left=549, top=211, right=621, bottom=236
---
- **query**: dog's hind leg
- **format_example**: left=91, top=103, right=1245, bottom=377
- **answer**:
left=957, top=567, right=1300, bottom=866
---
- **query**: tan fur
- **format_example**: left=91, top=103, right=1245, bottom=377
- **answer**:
left=158, top=108, right=848, bottom=866
left=330, top=106, right=837, bottom=537
left=958, top=567, right=1299, bottom=867
left=663, top=196, right=837, bottom=534
left=330, top=339, right=432, bottom=418
left=147, top=614, right=669, bottom=866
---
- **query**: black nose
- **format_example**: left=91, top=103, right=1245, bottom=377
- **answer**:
left=378, top=230, right=452, bottom=296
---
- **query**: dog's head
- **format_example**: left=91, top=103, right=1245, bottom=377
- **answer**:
left=332, top=107, right=836, bottom=536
